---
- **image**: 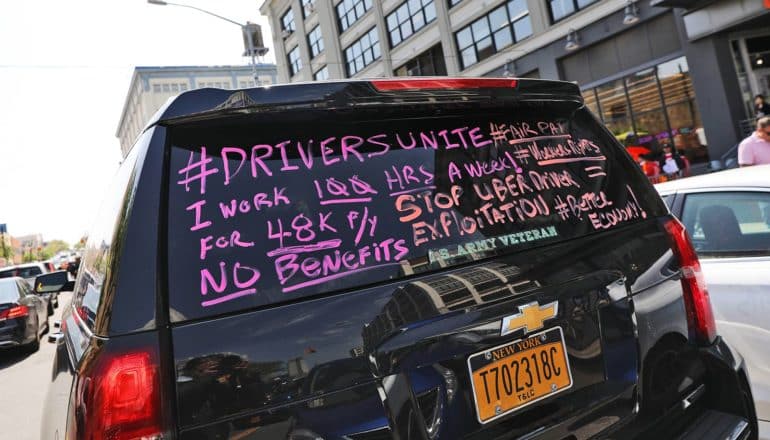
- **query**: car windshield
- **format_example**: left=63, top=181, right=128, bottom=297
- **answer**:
left=0, top=281, right=20, bottom=303
left=166, top=102, right=661, bottom=321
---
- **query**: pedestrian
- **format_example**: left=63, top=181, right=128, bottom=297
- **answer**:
left=738, top=116, right=770, bottom=167
left=755, top=95, right=770, bottom=118
left=638, top=153, right=660, bottom=183
left=658, top=143, right=686, bottom=179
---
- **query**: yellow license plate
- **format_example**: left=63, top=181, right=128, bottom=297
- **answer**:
left=468, top=327, right=573, bottom=424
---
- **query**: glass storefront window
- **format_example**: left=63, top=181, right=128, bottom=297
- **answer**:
left=583, top=56, right=709, bottom=164
left=626, top=68, right=668, bottom=149
left=658, top=57, right=707, bottom=163
left=596, top=79, right=632, bottom=137
left=583, top=89, right=600, bottom=117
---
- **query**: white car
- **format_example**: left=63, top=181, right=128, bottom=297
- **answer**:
left=657, top=164, right=770, bottom=437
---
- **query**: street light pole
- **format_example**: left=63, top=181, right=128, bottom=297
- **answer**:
left=147, top=0, right=268, bottom=85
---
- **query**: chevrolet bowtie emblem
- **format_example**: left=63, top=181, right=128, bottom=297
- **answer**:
left=501, top=301, right=558, bottom=337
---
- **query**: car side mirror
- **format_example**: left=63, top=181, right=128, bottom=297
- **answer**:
left=34, top=271, right=74, bottom=294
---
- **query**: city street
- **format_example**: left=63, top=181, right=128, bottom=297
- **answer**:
left=1, top=0, right=768, bottom=438
left=0, top=291, right=71, bottom=440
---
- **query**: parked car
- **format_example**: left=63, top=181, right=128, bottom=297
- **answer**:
left=0, top=277, right=49, bottom=352
left=52, top=253, right=68, bottom=270
left=40, top=79, right=757, bottom=440
left=0, top=262, right=58, bottom=313
left=657, top=164, right=770, bottom=438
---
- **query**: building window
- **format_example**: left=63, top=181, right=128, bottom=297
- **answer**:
left=455, top=0, right=532, bottom=70
left=344, top=27, right=381, bottom=76
left=153, top=84, right=161, bottom=93
left=583, top=56, right=707, bottom=164
left=548, top=0, right=598, bottom=22
left=180, top=83, right=188, bottom=91
left=288, top=46, right=303, bottom=76
left=386, top=0, right=436, bottom=48
left=307, top=26, right=324, bottom=58
left=162, top=84, right=170, bottom=92
left=336, top=0, right=373, bottom=33
left=281, top=8, right=295, bottom=33
left=314, top=65, right=330, bottom=81
left=395, top=44, right=447, bottom=76
left=302, top=0, right=315, bottom=18
left=448, top=0, right=463, bottom=7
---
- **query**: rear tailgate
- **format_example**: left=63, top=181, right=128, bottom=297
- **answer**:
left=163, top=81, right=668, bottom=439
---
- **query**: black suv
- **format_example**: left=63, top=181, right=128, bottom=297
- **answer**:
left=39, top=79, right=756, bottom=440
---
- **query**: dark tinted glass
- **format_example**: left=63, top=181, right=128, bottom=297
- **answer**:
left=0, top=269, right=16, bottom=279
left=167, top=101, right=658, bottom=321
left=16, top=266, right=42, bottom=278
left=71, top=130, right=145, bottom=330
left=0, top=281, right=20, bottom=303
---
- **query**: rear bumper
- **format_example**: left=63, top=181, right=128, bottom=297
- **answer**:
left=678, top=410, right=750, bottom=440
left=617, top=336, right=758, bottom=440
left=0, top=318, right=35, bottom=348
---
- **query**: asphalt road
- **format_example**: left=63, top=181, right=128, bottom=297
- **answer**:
left=0, top=291, right=71, bottom=440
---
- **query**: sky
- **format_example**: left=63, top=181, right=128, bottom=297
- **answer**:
left=0, top=0, right=276, bottom=245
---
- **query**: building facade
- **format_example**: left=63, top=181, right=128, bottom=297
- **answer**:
left=116, top=65, right=278, bottom=157
left=260, top=0, right=769, bottom=162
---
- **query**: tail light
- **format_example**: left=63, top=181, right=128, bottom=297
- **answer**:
left=371, top=78, right=518, bottom=91
left=663, top=217, right=717, bottom=345
left=0, top=305, right=29, bottom=319
left=70, top=345, right=163, bottom=440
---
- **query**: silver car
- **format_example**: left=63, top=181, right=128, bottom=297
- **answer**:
left=657, top=164, right=770, bottom=438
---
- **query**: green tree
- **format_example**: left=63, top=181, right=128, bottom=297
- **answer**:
left=44, top=240, right=69, bottom=256
left=0, top=239, right=12, bottom=261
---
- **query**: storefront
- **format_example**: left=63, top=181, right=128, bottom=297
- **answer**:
left=482, top=0, right=768, bottom=162
left=553, top=10, right=710, bottom=163
left=662, top=0, right=770, bottom=156
left=581, top=56, right=708, bottom=163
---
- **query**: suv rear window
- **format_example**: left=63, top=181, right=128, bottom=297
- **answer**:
left=167, top=101, right=661, bottom=321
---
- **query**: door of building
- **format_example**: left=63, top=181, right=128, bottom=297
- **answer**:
left=731, top=33, right=770, bottom=128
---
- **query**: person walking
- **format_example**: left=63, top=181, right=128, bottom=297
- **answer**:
left=755, top=95, right=770, bottom=118
left=738, top=116, right=770, bottom=167
left=657, top=143, right=686, bottom=179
